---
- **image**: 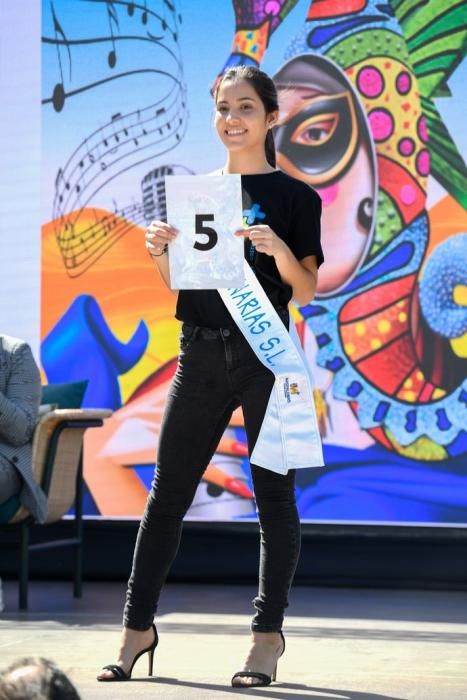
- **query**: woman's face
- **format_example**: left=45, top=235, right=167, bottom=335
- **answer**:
left=276, top=84, right=375, bottom=296
left=214, top=79, right=276, bottom=156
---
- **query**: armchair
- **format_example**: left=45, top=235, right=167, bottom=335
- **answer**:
left=1, top=408, right=112, bottom=609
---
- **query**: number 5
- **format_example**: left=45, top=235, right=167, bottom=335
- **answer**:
left=194, top=214, right=218, bottom=251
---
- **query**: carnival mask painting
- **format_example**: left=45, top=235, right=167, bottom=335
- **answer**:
left=274, top=54, right=376, bottom=296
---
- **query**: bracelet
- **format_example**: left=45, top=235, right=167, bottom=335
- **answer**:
left=150, top=244, right=168, bottom=258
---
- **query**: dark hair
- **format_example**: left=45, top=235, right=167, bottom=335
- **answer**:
left=215, top=66, right=279, bottom=167
left=0, top=657, right=81, bottom=700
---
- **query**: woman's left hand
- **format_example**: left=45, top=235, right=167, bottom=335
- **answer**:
left=235, top=225, right=288, bottom=258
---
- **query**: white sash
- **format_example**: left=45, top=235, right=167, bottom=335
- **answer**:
left=218, top=263, right=324, bottom=475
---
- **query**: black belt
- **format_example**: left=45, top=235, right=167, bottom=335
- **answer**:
left=181, top=324, right=236, bottom=340
left=182, top=307, right=289, bottom=340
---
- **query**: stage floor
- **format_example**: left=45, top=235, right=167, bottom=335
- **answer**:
left=1, top=581, right=466, bottom=699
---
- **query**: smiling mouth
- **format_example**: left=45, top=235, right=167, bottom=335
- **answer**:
left=225, top=129, right=247, bottom=136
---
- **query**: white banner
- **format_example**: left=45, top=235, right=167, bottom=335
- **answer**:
left=219, top=264, right=324, bottom=474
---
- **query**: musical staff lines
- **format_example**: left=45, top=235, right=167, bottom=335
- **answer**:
left=52, top=83, right=187, bottom=276
left=92, top=0, right=179, bottom=38
left=44, top=0, right=188, bottom=277
left=42, top=0, right=182, bottom=112
left=57, top=201, right=148, bottom=276
left=53, top=83, right=185, bottom=215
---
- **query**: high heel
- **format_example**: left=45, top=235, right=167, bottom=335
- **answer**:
left=97, top=624, right=159, bottom=682
left=231, top=631, right=285, bottom=688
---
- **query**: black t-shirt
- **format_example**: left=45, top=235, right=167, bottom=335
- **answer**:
left=175, top=170, right=323, bottom=329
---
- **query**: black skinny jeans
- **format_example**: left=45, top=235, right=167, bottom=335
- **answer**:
left=123, top=320, right=301, bottom=633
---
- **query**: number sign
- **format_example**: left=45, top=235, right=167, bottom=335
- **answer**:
left=165, top=174, right=245, bottom=289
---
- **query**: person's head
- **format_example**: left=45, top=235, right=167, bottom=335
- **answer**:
left=214, top=66, right=279, bottom=167
left=0, top=657, right=80, bottom=700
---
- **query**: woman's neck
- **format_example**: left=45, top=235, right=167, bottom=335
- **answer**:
left=223, top=150, right=275, bottom=175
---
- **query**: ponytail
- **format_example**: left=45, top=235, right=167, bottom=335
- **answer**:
left=265, top=129, right=276, bottom=168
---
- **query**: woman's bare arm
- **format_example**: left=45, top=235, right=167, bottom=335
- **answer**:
left=145, top=221, right=178, bottom=296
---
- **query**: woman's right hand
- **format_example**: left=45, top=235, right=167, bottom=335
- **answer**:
left=145, top=220, right=177, bottom=258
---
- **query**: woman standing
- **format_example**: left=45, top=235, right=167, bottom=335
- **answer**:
left=97, top=65, right=323, bottom=688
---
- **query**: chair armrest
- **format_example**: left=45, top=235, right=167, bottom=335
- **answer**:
left=33, top=409, right=113, bottom=447
left=36, top=408, right=113, bottom=427
left=33, top=409, right=113, bottom=493
left=9, top=409, right=113, bottom=525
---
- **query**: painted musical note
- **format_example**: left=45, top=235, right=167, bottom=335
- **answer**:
left=80, top=138, right=99, bottom=169
left=106, top=1, right=119, bottom=68
left=164, top=0, right=178, bottom=40
left=55, top=168, right=65, bottom=189
left=54, top=168, right=70, bottom=206
left=50, top=3, right=71, bottom=112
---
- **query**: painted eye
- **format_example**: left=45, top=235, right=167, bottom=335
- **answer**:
left=358, top=197, right=373, bottom=231
left=291, top=114, right=339, bottom=146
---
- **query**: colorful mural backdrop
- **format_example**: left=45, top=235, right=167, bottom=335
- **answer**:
left=41, top=0, right=467, bottom=523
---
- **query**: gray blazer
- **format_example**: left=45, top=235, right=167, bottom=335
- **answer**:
left=0, top=335, right=47, bottom=522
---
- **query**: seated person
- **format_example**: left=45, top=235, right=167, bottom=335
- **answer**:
left=0, top=334, right=47, bottom=522
left=0, top=656, right=81, bottom=699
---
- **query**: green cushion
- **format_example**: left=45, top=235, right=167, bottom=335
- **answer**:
left=41, top=380, right=88, bottom=409
left=0, top=496, right=21, bottom=524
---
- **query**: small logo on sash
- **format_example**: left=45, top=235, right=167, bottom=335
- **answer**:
left=283, top=377, right=302, bottom=404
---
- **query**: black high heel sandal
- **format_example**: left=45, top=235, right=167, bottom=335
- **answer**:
left=231, top=631, right=285, bottom=688
left=97, top=624, right=159, bottom=682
